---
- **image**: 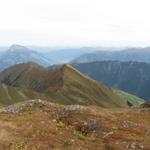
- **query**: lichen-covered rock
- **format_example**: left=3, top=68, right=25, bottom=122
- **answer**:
left=64, top=105, right=83, bottom=112
left=0, top=99, right=52, bottom=113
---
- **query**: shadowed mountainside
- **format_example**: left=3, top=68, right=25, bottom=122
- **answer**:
left=73, top=61, right=150, bottom=100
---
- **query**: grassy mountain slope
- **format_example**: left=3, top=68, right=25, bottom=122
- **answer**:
left=0, top=62, right=58, bottom=92
left=113, top=89, right=145, bottom=106
left=47, top=64, right=127, bottom=107
left=0, top=63, right=128, bottom=108
left=0, top=84, right=50, bottom=106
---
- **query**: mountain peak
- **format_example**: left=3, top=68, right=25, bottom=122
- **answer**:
left=61, top=64, right=94, bottom=81
left=18, top=62, right=44, bottom=69
left=8, top=44, right=31, bottom=52
left=0, top=45, right=51, bottom=71
left=62, top=64, right=72, bottom=68
left=62, top=64, right=76, bottom=71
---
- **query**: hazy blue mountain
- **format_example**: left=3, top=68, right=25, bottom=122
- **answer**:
left=40, top=46, right=125, bottom=64
left=0, top=47, right=7, bottom=51
left=73, top=61, right=150, bottom=100
left=72, top=47, right=150, bottom=63
left=0, top=45, right=51, bottom=71
left=0, top=47, right=7, bottom=57
left=41, top=47, right=100, bottom=64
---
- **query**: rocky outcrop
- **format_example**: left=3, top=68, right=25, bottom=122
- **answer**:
left=140, top=100, right=150, bottom=108
left=0, top=99, right=51, bottom=113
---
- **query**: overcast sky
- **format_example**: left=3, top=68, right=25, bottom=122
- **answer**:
left=0, top=0, right=150, bottom=47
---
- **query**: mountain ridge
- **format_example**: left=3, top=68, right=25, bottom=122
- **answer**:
left=0, top=62, right=128, bottom=107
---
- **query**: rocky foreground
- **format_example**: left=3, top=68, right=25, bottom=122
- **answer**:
left=0, top=100, right=149, bottom=150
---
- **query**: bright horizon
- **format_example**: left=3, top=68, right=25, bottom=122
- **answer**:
left=1, top=0, right=150, bottom=47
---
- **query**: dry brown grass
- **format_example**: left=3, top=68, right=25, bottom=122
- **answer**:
left=0, top=103, right=149, bottom=150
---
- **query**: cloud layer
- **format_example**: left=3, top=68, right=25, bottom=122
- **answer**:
left=0, top=0, right=150, bottom=46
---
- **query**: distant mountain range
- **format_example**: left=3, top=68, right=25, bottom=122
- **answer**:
left=0, top=45, right=116, bottom=71
left=72, top=47, right=150, bottom=63
left=2, top=45, right=150, bottom=71
left=73, top=61, right=150, bottom=100
left=0, top=44, right=149, bottom=101
left=41, top=47, right=96, bottom=64
left=0, top=45, right=52, bottom=71
left=0, top=62, right=130, bottom=108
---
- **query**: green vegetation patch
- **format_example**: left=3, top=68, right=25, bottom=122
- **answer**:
left=113, top=89, right=145, bottom=106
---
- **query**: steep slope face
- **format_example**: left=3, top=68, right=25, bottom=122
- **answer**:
left=0, top=63, right=127, bottom=107
left=0, top=44, right=51, bottom=71
left=72, top=47, right=150, bottom=63
left=49, top=64, right=145, bottom=106
left=73, top=61, right=150, bottom=100
left=47, top=65, right=127, bottom=107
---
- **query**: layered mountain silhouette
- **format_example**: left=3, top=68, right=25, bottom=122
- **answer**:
left=0, top=62, right=128, bottom=107
left=72, top=47, right=150, bottom=63
left=0, top=44, right=51, bottom=71
left=73, top=61, right=150, bottom=100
